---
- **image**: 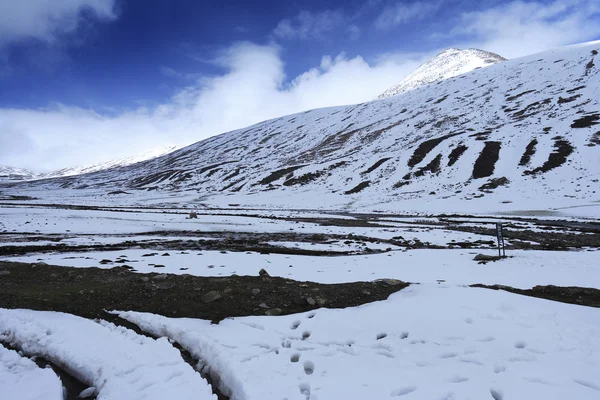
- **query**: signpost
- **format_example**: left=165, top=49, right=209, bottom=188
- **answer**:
left=496, top=222, right=506, bottom=257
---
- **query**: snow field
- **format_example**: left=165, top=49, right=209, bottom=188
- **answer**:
left=7, top=248, right=599, bottom=289
left=0, top=309, right=216, bottom=400
left=120, top=284, right=600, bottom=400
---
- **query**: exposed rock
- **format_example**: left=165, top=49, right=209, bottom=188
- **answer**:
left=156, top=282, right=176, bottom=290
left=474, top=254, right=501, bottom=262
left=78, top=387, right=96, bottom=398
left=152, top=274, right=169, bottom=280
left=252, top=288, right=261, bottom=295
left=293, top=297, right=308, bottom=306
left=99, top=259, right=112, bottom=264
left=201, top=291, right=222, bottom=303
left=265, top=308, right=283, bottom=316
left=316, top=297, right=327, bottom=306
left=0, top=270, right=11, bottom=276
left=258, top=303, right=269, bottom=309
left=188, top=211, right=198, bottom=219
left=306, top=297, right=316, bottom=306
left=259, top=268, right=270, bottom=277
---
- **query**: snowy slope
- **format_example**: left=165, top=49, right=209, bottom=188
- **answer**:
left=5, top=41, right=600, bottom=216
left=377, top=48, right=506, bottom=99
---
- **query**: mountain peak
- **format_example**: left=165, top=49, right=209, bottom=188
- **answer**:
left=377, top=48, right=506, bottom=99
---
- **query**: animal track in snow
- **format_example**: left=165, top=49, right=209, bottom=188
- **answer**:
left=514, top=340, right=527, bottom=349
left=391, top=386, right=417, bottom=397
left=303, top=361, right=315, bottom=375
left=377, top=333, right=387, bottom=340
left=302, top=331, right=311, bottom=340
left=291, top=320, right=301, bottom=330
left=290, top=353, right=300, bottom=363
left=478, top=336, right=495, bottom=342
left=400, top=332, right=409, bottom=339
left=307, top=312, right=316, bottom=319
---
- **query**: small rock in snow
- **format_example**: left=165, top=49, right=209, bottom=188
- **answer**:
left=259, top=268, right=270, bottom=277
left=316, top=297, right=327, bottom=306
left=78, top=387, right=96, bottom=398
left=294, top=297, right=308, bottom=306
left=474, top=254, right=499, bottom=261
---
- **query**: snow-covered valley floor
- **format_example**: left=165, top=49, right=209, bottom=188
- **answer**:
left=0, top=204, right=599, bottom=399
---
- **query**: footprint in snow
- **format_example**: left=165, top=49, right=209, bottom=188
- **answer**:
left=303, top=361, right=315, bottom=375
left=290, top=320, right=301, bottom=330
left=514, top=340, right=527, bottom=349
left=391, top=386, right=417, bottom=397
left=449, top=376, right=469, bottom=383
left=439, top=352, right=458, bottom=359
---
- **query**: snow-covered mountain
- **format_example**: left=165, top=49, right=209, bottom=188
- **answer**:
left=0, top=166, right=37, bottom=182
left=5, top=42, right=600, bottom=215
left=42, top=145, right=180, bottom=179
left=377, top=48, right=506, bottom=99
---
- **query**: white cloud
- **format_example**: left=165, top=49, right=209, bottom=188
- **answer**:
left=450, top=0, right=600, bottom=58
left=0, top=0, right=116, bottom=46
left=273, top=10, right=351, bottom=40
left=0, top=42, right=425, bottom=171
left=375, top=1, right=440, bottom=30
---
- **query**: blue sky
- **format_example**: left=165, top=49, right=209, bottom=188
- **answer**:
left=0, top=0, right=599, bottom=170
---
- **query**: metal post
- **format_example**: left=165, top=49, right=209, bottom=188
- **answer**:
left=496, top=222, right=502, bottom=258
left=501, top=225, right=506, bottom=257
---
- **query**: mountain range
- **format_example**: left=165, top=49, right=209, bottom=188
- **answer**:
left=3, top=42, right=599, bottom=216
left=0, top=145, right=179, bottom=183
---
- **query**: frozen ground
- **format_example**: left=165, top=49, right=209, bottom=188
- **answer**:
left=5, top=248, right=599, bottom=289
left=119, top=284, right=600, bottom=400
